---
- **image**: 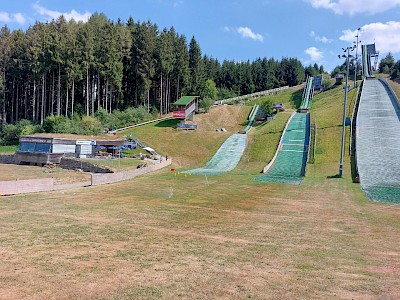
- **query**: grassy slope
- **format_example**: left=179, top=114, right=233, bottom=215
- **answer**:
left=121, top=105, right=252, bottom=168
left=0, top=84, right=399, bottom=299
left=310, top=84, right=358, bottom=177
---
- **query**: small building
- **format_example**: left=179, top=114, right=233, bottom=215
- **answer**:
left=273, top=103, right=285, bottom=112
left=335, top=73, right=344, bottom=85
left=172, top=96, right=199, bottom=129
left=15, top=134, right=124, bottom=165
left=313, top=75, right=324, bottom=91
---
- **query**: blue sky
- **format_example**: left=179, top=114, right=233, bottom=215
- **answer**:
left=1, top=0, right=400, bottom=71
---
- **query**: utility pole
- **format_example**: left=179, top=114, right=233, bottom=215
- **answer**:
left=353, top=28, right=361, bottom=88
left=338, top=46, right=355, bottom=177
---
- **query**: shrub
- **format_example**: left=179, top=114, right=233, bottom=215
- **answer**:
left=43, top=115, right=70, bottom=133
left=322, top=79, right=333, bottom=90
left=0, top=124, right=20, bottom=145
left=80, top=116, right=102, bottom=135
left=260, top=99, right=273, bottom=115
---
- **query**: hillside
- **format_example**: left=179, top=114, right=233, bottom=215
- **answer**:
left=126, top=105, right=252, bottom=168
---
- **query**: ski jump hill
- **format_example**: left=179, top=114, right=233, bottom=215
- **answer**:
left=255, top=77, right=313, bottom=184
left=355, top=78, right=400, bottom=202
left=183, top=105, right=259, bottom=175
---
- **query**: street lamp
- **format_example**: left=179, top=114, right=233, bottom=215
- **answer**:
left=353, top=28, right=361, bottom=88
left=338, top=46, right=355, bottom=178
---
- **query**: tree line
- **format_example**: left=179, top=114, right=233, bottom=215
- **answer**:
left=378, top=52, right=400, bottom=80
left=0, top=12, right=315, bottom=127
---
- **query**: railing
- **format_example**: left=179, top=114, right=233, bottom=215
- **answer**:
left=349, top=80, right=363, bottom=182
left=214, top=86, right=289, bottom=105
left=304, top=114, right=312, bottom=172
left=110, top=115, right=174, bottom=133
left=300, top=76, right=314, bottom=110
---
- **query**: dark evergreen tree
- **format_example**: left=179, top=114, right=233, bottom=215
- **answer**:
left=188, top=36, right=204, bottom=95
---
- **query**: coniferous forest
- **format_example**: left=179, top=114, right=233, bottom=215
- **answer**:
left=0, top=13, right=324, bottom=141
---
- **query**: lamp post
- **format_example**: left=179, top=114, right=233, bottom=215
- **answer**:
left=338, top=46, right=355, bottom=177
left=353, top=28, right=361, bottom=88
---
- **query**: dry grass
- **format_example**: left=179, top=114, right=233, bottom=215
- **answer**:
left=0, top=164, right=91, bottom=185
left=0, top=169, right=399, bottom=299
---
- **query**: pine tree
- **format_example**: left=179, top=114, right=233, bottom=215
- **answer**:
left=188, top=36, right=204, bottom=95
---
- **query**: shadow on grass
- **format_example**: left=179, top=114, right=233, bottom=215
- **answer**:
left=154, top=119, right=180, bottom=128
left=290, top=89, right=303, bottom=109
left=327, top=174, right=342, bottom=179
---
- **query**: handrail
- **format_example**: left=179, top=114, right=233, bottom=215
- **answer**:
left=214, top=86, right=289, bottom=105
left=300, top=76, right=314, bottom=110
left=303, top=113, right=311, bottom=176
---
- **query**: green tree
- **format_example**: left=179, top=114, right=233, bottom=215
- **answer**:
left=81, top=115, right=102, bottom=135
left=172, top=34, right=189, bottom=101
left=390, top=60, right=400, bottom=79
left=200, top=79, right=218, bottom=112
left=188, top=36, right=205, bottom=95
left=0, top=26, right=11, bottom=124
left=379, top=52, right=394, bottom=74
left=260, top=99, right=273, bottom=115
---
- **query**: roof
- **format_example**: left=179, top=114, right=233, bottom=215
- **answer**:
left=172, top=96, right=199, bottom=106
left=273, top=103, right=284, bottom=108
left=26, top=133, right=124, bottom=141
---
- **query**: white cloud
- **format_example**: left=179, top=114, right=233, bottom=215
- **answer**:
left=306, top=0, right=400, bottom=15
left=0, top=12, right=11, bottom=22
left=316, top=36, right=331, bottom=43
left=340, top=21, right=400, bottom=54
left=173, top=0, right=183, bottom=7
left=223, top=26, right=231, bottom=32
left=0, top=11, right=26, bottom=25
left=309, top=31, right=332, bottom=43
left=33, top=3, right=91, bottom=22
left=13, top=13, right=26, bottom=25
left=305, top=47, right=324, bottom=61
left=237, top=26, right=263, bottom=42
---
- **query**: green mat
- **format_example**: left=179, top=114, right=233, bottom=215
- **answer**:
left=255, top=113, right=310, bottom=185
left=364, top=186, right=400, bottom=203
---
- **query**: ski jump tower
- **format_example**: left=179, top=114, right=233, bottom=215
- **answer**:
left=361, top=43, right=379, bottom=79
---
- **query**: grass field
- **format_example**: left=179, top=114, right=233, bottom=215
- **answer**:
left=0, top=145, right=18, bottom=154
left=0, top=85, right=399, bottom=299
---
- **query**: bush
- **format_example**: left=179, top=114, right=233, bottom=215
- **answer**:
left=80, top=116, right=102, bottom=135
left=0, top=124, right=20, bottom=145
left=43, top=115, right=70, bottom=133
left=199, top=98, right=214, bottom=112
left=0, top=119, right=41, bottom=145
left=260, top=99, right=273, bottom=115
left=322, top=78, right=333, bottom=90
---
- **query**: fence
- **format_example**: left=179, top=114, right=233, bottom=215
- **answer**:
left=214, top=86, right=289, bottom=105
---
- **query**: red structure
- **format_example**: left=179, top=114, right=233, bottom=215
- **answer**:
left=172, top=96, right=199, bottom=119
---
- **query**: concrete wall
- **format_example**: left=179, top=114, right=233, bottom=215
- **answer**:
left=91, top=159, right=172, bottom=186
left=0, top=155, right=15, bottom=164
left=0, top=178, right=54, bottom=195
left=0, top=159, right=172, bottom=195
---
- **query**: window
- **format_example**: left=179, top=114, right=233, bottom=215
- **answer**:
left=19, top=142, right=36, bottom=152
left=34, top=143, right=51, bottom=153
